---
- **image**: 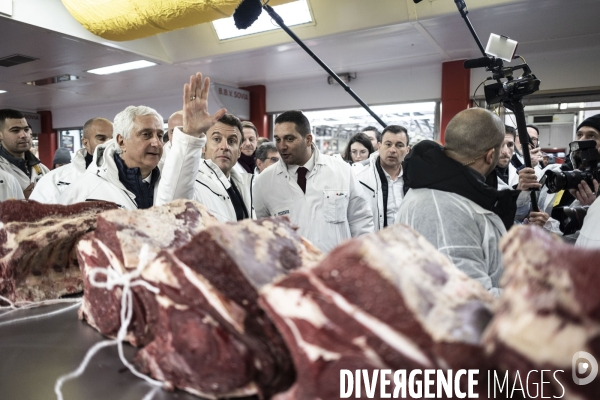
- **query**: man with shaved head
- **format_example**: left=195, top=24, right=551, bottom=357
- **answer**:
left=30, top=117, right=113, bottom=203
left=395, top=108, right=521, bottom=297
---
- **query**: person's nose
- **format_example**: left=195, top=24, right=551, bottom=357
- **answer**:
left=150, top=134, right=163, bottom=148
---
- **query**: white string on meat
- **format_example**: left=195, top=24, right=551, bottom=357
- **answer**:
left=54, top=243, right=165, bottom=400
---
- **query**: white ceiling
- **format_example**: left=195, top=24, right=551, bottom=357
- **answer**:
left=1, top=0, right=599, bottom=117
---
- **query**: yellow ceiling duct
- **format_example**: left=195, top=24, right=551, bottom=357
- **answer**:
left=62, top=0, right=295, bottom=42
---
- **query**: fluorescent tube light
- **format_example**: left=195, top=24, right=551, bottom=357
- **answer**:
left=213, top=0, right=312, bottom=40
left=87, top=60, right=157, bottom=75
left=0, top=90, right=6, bottom=93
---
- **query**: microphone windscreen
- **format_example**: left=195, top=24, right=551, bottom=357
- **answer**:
left=233, top=0, right=263, bottom=29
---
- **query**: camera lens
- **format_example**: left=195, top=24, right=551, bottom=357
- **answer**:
left=545, top=170, right=585, bottom=193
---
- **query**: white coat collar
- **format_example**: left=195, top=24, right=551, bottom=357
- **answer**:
left=72, top=147, right=88, bottom=173
left=88, top=139, right=130, bottom=194
left=200, top=158, right=232, bottom=190
left=275, top=143, right=324, bottom=176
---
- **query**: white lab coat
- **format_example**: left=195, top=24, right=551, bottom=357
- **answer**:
left=59, top=139, right=159, bottom=209
left=0, top=150, right=49, bottom=192
left=157, top=141, right=171, bottom=171
left=396, top=188, right=505, bottom=297
left=0, top=169, right=25, bottom=200
left=29, top=148, right=88, bottom=203
left=355, top=153, right=404, bottom=231
left=232, top=162, right=246, bottom=175
left=576, top=198, right=600, bottom=249
left=253, top=144, right=374, bottom=253
left=156, top=128, right=254, bottom=222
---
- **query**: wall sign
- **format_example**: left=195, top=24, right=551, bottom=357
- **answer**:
left=21, top=112, right=42, bottom=134
left=211, top=83, right=250, bottom=121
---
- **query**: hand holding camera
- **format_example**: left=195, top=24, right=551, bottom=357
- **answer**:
left=569, top=179, right=599, bottom=207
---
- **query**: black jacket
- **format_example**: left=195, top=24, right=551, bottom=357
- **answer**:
left=114, top=154, right=160, bottom=209
left=403, top=140, right=520, bottom=230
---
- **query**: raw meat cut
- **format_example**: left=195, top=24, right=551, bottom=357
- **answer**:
left=77, top=199, right=219, bottom=346
left=134, top=217, right=322, bottom=399
left=484, top=225, right=600, bottom=400
left=77, top=204, right=322, bottom=399
left=259, top=224, right=495, bottom=400
left=0, top=199, right=118, bottom=303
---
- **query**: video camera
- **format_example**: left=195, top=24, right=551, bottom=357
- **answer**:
left=542, top=140, right=600, bottom=194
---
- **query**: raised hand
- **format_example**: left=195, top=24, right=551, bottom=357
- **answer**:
left=182, top=72, right=227, bottom=137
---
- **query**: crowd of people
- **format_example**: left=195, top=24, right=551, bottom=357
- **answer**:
left=0, top=71, right=598, bottom=296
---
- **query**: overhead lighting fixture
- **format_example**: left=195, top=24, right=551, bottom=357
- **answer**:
left=213, top=0, right=312, bottom=40
left=25, top=75, right=82, bottom=86
left=0, top=90, right=7, bottom=94
left=559, top=103, right=568, bottom=110
left=87, top=60, right=157, bottom=75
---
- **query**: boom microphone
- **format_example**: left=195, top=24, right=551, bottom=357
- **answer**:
left=231, top=0, right=387, bottom=128
left=233, top=0, right=263, bottom=29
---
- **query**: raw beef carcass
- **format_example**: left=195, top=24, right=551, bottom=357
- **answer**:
left=0, top=199, right=118, bottom=303
left=484, top=225, right=600, bottom=400
left=259, top=224, right=495, bottom=400
left=135, top=217, right=323, bottom=399
left=77, top=199, right=219, bottom=346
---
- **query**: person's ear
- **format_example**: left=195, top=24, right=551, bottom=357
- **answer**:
left=116, top=134, right=126, bottom=151
left=484, top=148, right=496, bottom=165
left=306, top=133, right=313, bottom=147
left=377, top=142, right=381, bottom=151
left=407, top=145, right=411, bottom=153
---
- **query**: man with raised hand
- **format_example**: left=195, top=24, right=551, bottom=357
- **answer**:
left=156, top=73, right=254, bottom=222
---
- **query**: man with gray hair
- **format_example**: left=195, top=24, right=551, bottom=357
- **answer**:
left=60, top=106, right=163, bottom=209
left=30, top=117, right=113, bottom=203
left=395, top=108, right=521, bottom=297
left=254, top=142, right=279, bottom=174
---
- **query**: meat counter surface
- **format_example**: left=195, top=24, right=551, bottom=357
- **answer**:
left=0, top=303, right=256, bottom=400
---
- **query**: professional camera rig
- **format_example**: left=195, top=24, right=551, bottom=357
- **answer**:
left=456, top=0, right=541, bottom=211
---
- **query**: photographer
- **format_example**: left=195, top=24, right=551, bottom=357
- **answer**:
left=536, top=114, right=600, bottom=235
left=569, top=114, right=600, bottom=206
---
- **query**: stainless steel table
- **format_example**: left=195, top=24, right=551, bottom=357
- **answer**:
left=0, top=303, right=209, bottom=400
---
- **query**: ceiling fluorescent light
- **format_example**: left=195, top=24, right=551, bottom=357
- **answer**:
left=87, top=60, right=157, bottom=75
left=0, top=90, right=7, bottom=94
left=213, top=0, right=312, bottom=40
